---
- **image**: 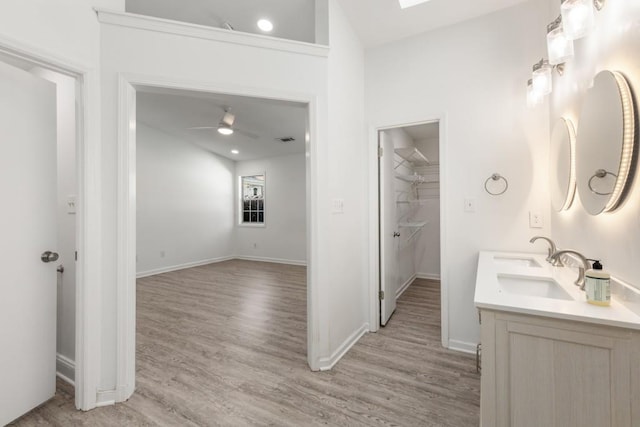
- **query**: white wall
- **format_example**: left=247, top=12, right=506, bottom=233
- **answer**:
left=547, top=1, right=640, bottom=289
left=30, top=67, right=78, bottom=382
left=326, top=0, right=368, bottom=361
left=136, top=123, right=235, bottom=276
left=0, top=0, right=123, bottom=65
left=366, top=0, right=551, bottom=350
left=235, top=154, right=306, bottom=264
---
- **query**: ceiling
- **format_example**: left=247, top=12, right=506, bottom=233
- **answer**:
left=126, top=0, right=316, bottom=43
left=336, top=0, right=529, bottom=47
left=136, top=88, right=307, bottom=162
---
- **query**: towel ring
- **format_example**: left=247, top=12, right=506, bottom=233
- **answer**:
left=484, top=173, right=508, bottom=196
left=588, top=169, right=616, bottom=196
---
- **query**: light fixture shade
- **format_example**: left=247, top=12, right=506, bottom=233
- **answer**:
left=527, top=79, right=543, bottom=108
left=561, top=0, right=595, bottom=40
left=218, top=124, right=234, bottom=135
left=547, top=18, right=574, bottom=65
left=532, top=60, right=553, bottom=95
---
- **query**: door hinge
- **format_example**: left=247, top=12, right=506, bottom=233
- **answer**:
left=378, top=146, right=383, bottom=158
left=379, top=290, right=385, bottom=300
left=75, top=251, right=78, bottom=261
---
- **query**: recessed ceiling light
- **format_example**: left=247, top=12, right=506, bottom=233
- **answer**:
left=398, top=0, right=431, bottom=9
left=257, top=19, right=273, bottom=32
left=231, top=149, right=239, bottom=154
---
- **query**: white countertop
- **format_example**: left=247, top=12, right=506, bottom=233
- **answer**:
left=474, top=251, right=640, bottom=330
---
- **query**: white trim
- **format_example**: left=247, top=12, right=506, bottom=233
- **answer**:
left=56, top=353, right=75, bottom=386
left=318, top=324, right=369, bottom=371
left=368, top=115, right=449, bottom=349
left=0, top=34, right=100, bottom=411
left=396, top=274, right=416, bottom=299
left=448, top=339, right=478, bottom=355
left=416, top=272, right=441, bottom=281
left=95, top=9, right=329, bottom=58
left=117, top=73, right=321, bottom=399
left=233, top=256, right=307, bottom=267
left=95, top=390, right=117, bottom=407
left=136, top=256, right=235, bottom=278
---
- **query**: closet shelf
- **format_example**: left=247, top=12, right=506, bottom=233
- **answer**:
left=394, top=173, right=425, bottom=183
left=394, top=147, right=430, bottom=169
left=398, top=220, right=428, bottom=241
left=398, top=221, right=428, bottom=228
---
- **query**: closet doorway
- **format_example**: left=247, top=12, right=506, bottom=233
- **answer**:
left=378, top=121, right=442, bottom=327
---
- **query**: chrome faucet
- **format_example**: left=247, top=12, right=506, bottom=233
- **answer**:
left=549, top=249, right=591, bottom=290
left=529, top=236, right=563, bottom=266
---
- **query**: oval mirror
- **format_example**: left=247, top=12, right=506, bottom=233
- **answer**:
left=550, top=118, right=576, bottom=211
left=576, top=70, right=637, bottom=215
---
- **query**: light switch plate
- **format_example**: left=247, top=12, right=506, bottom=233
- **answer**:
left=529, top=211, right=543, bottom=228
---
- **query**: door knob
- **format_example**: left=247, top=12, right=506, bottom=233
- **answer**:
left=393, top=232, right=401, bottom=238
left=41, top=251, right=59, bottom=263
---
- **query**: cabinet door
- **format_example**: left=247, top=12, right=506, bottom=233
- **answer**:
left=494, top=318, right=632, bottom=427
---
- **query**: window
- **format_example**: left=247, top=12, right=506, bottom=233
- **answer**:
left=240, top=174, right=265, bottom=225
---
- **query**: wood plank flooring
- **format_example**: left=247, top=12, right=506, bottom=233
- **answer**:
left=11, top=260, right=479, bottom=426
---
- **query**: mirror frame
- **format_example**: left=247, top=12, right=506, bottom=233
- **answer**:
left=576, top=70, right=637, bottom=215
left=550, top=118, right=577, bottom=212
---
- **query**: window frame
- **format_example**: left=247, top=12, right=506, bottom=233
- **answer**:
left=238, top=172, right=266, bottom=227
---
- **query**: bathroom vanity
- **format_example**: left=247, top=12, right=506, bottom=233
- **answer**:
left=475, top=251, right=640, bottom=427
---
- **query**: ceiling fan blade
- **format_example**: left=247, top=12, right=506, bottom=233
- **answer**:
left=235, top=128, right=259, bottom=139
left=187, top=126, right=216, bottom=130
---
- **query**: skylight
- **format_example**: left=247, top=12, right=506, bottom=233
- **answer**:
left=398, top=0, right=431, bottom=9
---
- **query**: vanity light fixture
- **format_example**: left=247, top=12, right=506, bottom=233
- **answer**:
left=257, top=18, right=273, bottom=32
left=398, top=0, right=431, bottom=9
left=532, top=59, right=553, bottom=95
left=547, top=16, right=574, bottom=65
left=604, top=71, right=636, bottom=212
left=527, top=79, right=543, bottom=108
left=561, top=0, right=595, bottom=40
left=563, top=119, right=577, bottom=210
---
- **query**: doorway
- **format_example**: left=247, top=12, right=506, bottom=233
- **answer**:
left=375, top=120, right=445, bottom=340
left=116, top=76, right=319, bottom=399
left=0, top=47, right=88, bottom=423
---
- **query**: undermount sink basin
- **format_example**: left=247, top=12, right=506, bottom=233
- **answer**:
left=493, top=255, right=541, bottom=268
left=497, top=274, right=573, bottom=300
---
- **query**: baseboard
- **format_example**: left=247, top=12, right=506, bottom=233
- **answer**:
left=136, top=256, right=235, bottom=278
left=447, top=339, right=478, bottom=355
left=416, top=272, right=441, bottom=281
left=56, top=353, right=75, bottom=386
left=233, top=255, right=307, bottom=267
left=396, top=274, right=417, bottom=299
left=318, top=323, right=369, bottom=371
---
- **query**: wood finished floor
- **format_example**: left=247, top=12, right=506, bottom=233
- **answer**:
left=12, top=260, right=479, bottom=426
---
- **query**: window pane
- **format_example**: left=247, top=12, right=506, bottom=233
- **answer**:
left=243, top=212, right=250, bottom=222
left=257, top=200, right=263, bottom=210
left=258, top=212, right=264, bottom=223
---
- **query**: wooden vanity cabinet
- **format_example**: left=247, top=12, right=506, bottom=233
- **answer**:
left=479, top=310, right=640, bottom=427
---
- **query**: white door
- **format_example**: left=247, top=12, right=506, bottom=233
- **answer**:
left=0, top=60, right=58, bottom=425
left=379, top=131, right=398, bottom=325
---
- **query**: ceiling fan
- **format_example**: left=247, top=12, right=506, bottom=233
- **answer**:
left=188, top=108, right=258, bottom=139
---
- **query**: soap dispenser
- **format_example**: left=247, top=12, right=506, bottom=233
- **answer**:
left=585, top=260, right=610, bottom=306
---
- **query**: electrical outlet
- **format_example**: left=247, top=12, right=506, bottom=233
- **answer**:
left=67, top=195, right=77, bottom=214
left=332, top=198, right=344, bottom=214
left=529, top=211, right=543, bottom=228
left=464, top=198, right=476, bottom=213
